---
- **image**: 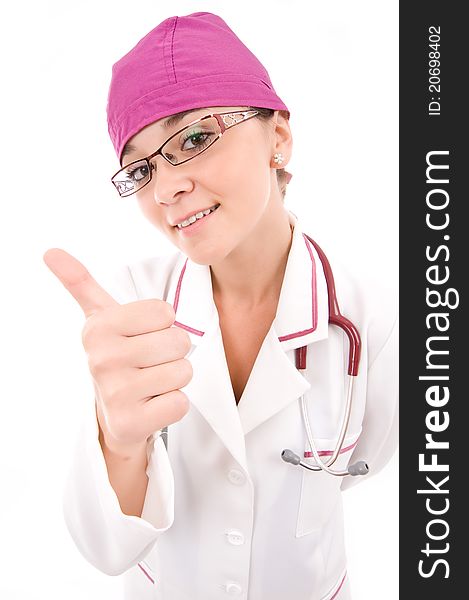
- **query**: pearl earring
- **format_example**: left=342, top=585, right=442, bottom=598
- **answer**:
left=273, top=152, right=284, bottom=164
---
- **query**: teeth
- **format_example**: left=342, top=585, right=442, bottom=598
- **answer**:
left=177, top=205, right=219, bottom=229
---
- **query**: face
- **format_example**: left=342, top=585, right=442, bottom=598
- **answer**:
left=120, top=105, right=285, bottom=265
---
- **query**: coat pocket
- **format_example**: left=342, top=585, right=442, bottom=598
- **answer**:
left=296, top=434, right=360, bottom=537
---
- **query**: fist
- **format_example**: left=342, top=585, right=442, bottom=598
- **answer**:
left=43, top=248, right=192, bottom=452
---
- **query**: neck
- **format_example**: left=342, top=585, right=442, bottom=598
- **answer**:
left=210, top=203, right=294, bottom=309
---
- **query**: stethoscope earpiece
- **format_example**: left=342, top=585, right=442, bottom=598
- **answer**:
left=281, top=449, right=369, bottom=477
left=347, top=461, right=369, bottom=476
left=281, top=449, right=301, bottom=465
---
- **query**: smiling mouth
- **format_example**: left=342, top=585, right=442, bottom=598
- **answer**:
left=175, top=204, right=220, bottom=229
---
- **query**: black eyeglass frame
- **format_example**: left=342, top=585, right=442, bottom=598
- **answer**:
left=111, top=109, right=260, bottom=197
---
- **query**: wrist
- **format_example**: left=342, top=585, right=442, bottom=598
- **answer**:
left=98, top=424, right=148, bottom=460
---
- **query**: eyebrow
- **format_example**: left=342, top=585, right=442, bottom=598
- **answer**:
left=163, top=108, right=204, bottom=130
left=120, top=108, right=205, bottom=162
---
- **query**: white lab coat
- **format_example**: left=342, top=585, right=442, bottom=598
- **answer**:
left=63, top=210, right=398, bottom=600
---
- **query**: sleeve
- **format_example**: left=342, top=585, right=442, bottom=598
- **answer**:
left=62, top=263, right=175, bottom=575
left=341, top=308, right=399, bottom=492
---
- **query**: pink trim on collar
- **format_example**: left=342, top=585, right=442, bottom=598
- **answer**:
left=172, top=258, right=205, bottom=337
left=174, top=321, right=205, bottom=336
left=172, top=232, right=318, bottom=341
left=172, top=258, right=187, bottom=313
left=277, top=234, right=318, bottom=341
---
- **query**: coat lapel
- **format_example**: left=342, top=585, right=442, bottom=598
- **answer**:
left=169, top=210, right=331, bottom=465
left=183, top=312, right=249, bottom=472
left=237, top=323, right=311, bottom=435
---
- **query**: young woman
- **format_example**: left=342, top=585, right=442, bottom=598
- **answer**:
left=44, top=11, right=398, bottom=600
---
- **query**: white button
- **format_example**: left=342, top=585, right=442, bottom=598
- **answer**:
left=225, top=582, right=243, bottom=595
left=227, top=469, right=245, bottom=485
left=225, top=530, right=244, bottom=545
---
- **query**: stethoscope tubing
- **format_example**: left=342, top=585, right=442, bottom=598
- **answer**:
left=281, top=234, right=368, bottom=477
left=299, top=376, right=354, bottom=475
left=301, top=375, right=353, bottom=475
left=302, top=234, right=361, bottom=377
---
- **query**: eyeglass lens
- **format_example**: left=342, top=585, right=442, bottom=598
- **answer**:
left=112, top=116, right=222, bottom=197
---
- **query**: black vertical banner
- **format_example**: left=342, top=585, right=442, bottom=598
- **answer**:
left=400, top=2, right=466, bottom=596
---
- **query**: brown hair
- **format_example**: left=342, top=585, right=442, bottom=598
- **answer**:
left=249, top=106, right=290, bottom=200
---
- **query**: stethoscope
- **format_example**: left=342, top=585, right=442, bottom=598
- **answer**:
left=281, top=234, right=369, bottom=477
left=160, top=234, right=369, bottom=478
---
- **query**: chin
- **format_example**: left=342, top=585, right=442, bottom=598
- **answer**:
left=182, top=240, right=230, bottom=266
left=185, top=250, right=221, bottom=266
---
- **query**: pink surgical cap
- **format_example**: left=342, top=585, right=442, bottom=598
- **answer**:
left=106, top=11, right=290, bottom=164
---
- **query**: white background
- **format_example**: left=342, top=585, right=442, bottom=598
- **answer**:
left=0, top=1, right=398, bottom=598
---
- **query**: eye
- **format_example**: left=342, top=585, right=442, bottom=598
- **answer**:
left=125, top=163, right=149, bottom=181
left=180, top=128, right=214, bottom=152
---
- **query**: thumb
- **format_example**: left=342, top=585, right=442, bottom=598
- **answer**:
left=43, top=248, right=119, bottom=317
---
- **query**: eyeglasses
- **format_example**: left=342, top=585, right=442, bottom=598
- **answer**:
left=111, top=109, right=259, bottom=198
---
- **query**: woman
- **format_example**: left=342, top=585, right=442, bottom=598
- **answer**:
left=44, top=11, right=398, bottom=600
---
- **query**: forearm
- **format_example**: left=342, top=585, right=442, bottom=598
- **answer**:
left=97, top=411, right=150, bottom=518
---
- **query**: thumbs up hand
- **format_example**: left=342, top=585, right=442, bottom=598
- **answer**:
left=43, top=248, right=192, bottom=454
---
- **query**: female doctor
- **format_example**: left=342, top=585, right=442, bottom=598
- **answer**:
left=43, top=11, right=398, bottom=600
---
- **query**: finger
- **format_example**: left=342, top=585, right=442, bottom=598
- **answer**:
left=90, top=299, right=176, bottom=337
left=43, top=248, right=118, bottom=317
left=119, top=326, right=191, bottom=367
left=128, top=358, right=193, bottom=400
left=141, top=389, right=190, bottom=431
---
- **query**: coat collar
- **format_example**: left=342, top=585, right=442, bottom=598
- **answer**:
left=168, top=211, right=332, bottom=462
left=169, top=210, right=329, bottom=351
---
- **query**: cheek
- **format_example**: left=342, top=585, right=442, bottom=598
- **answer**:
left=216, top=143, right=270, bottom=206
left=225, top=166, right=271, bottom=218
left=210, top=130, right=269, bottom=185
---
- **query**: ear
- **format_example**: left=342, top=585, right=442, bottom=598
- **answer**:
left=271, top=110, right=293, bottom=167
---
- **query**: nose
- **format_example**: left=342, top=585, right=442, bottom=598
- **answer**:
left=149, top=155, right=194, bottom=205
